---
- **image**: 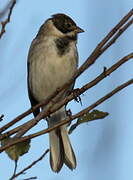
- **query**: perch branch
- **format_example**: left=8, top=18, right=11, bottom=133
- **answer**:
left=0, top=78, right=132, bottom=153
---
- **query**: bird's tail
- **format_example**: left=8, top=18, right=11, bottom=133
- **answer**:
left=48, top=107, right=76, bottom=172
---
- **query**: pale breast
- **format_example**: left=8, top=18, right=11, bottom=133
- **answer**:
left=28, top=36, right=78, bottom=102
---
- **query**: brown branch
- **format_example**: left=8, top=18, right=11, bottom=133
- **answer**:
left=0, top=0, right=16, bottom=39
left=0, top=107, right=34, bottom=134
left=0, top=9, right=132, bottom=134
left=0, top=78, right=132, bottom=153
left=9, top=149, right=49, bottom=180
left=70, top=9, right=133, bottom=79
left=22, top=177, right=37, bottom=180
left=0, top=52, right=132, bottom=140
left=0, top=0, right=14, bottom=18
left=102, top=18, right=133, bottom=52
left=0, top=119, right=34, bottom=140
left=97, top=9, right=133, bottom=49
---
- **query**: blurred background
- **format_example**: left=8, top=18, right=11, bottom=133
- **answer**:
left=0, top=0, right=133, bottom=179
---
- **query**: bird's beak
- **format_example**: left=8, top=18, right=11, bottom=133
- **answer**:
left=75, top=26, right=84, bottom=33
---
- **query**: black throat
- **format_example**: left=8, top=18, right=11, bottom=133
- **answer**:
left=55, top=35, right=77, bottom=56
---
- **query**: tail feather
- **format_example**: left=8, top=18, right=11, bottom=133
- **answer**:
left=48, top=107, right=76, bottom=172
left=49, top=129, right=63, bottom=172
left=60, top=125, right=76, bottom=169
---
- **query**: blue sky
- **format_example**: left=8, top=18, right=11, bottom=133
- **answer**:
left=0, top=0, right=133, bottom=180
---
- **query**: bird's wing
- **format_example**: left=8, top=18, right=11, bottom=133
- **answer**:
left=27, top=59, right=40, bottom=117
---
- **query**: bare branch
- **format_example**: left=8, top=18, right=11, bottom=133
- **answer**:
left=0, top=119, right=34, bottom=140
left=0, top=0, right=14, bottom=18
left=0, top=79, right=132, bottom=153
left=68, top=9, right=133, bottom=81
left=97, top=9, right=133, bottom=49
left=21, top=177, right=37, bottom=180
left=0, top=0, right=16, bottom=39
left=9, top=149, right=49, bottom=180
left=102, top=18, right=133, bottom=52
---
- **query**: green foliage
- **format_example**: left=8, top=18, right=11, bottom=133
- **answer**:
left=69, top=109, right=109, bottom=134
left=1, top=137, right=31, bottom=161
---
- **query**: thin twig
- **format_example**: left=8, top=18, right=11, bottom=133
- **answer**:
left=23, top=177, right=37, bottom=180
left=0, top=119, right=34, bottom=140
left=0, top=0, right=14, bottom=18
left=72, top=9, right=133, bottom=79
left=102, top=18, right=133, bottom=52
left=0, top=0, right=16, bottom=39
left=0, top=79, right=132, bottom=153
left=96, top=9, right=133, bottom=49
left=9, top=149, right=49, bottom=180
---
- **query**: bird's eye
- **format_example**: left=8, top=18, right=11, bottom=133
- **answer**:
left=67, top=23, right=71, bottom=28
left=65, top=21, right=71, bottom=28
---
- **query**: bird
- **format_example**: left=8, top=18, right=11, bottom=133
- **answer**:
left=27, top=13, right=84, bottom=172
